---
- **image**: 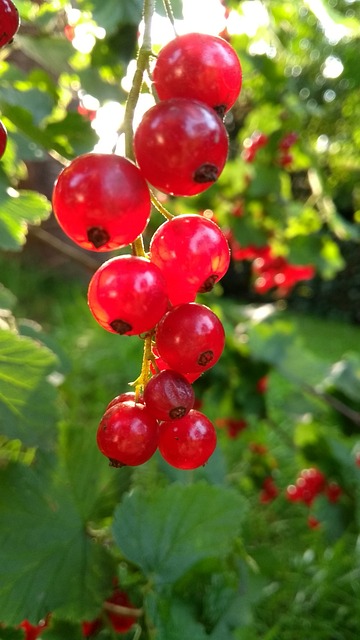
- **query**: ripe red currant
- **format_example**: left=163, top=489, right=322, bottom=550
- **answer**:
left=106, top=589, right=137, bottom=633
left=133, top=98, right=228, bottom=197
left=52, top=154, right=151, bottom=251
left=97, top=401, right=159, bottom=466
left=153, top=33, right=242, bottom=117
left=158, top=409, right=217, bottom=469
left=155, top=302, right=225, bottom=374
left=87, top=255, right=169, bottom=336
left=143, top=369, right=195, bottom=421
left=149, top=214, right=230, bottom=305
left=105, top=391, right=143, bottom=412
left=0, top=120, right=7, bottom=158
left=0, top=0, right=20, bottom=48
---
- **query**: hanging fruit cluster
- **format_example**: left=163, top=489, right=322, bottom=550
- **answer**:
left=51, top=23, right=242, bottom=471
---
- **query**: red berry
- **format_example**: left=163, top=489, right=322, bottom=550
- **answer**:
left=81, top=618, right=102, bottom=637
left=144, top=370, right=195, bottom=421
left=153, top=33, right=242, bottom=116
left=52, top=154, right=151, bottom=251
left=216, top=417, right=247, bottom=438
left=307, top=515, right=321, bottom=529
left=0, top=0, right=20, bottom=48
left=149, top=214, right=230, bottom=305
left=260, top=476, right=279, bottom=503
left=106, top=589, right=137, bottom=633
left=19, top=617, right=49, bottom=640
left=150, top=350, right=202, bottom=383
left=87, top=255, right=169, bottom=336
left=155, top=303, right=225, bottom=374
left=325, top=481, right=342, bottom=503
left=0, top=120, right=7, bottom=158
left=134, top=98, right=228, bottom=197
left=105, top=391, right=143, bottom=412
left=97, top=402, right=159, bottom=467
left=158, top=409, right=217, bottom=469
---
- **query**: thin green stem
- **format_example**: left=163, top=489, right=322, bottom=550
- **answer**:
left=150, top=191, right=174, bottom=220
left=162, top=0, right=178, bottom=35
left=131, top=235, right=147, bottom=257
left=124, top=0, right=156, bottom=160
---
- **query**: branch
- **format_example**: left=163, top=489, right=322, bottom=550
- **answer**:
left=124, top=0, right=156, bottom=160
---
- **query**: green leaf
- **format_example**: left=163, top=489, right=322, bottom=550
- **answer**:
left=0, top=329, right=58, bottom=448
left=78, top=0, right=143, bottom=32
left=113, top=483, right=247, bottom=585
left=16, top=36, right=73, bottom=76
left=155, top=0, right=183, bottom=19
left=145, top=593, right=208, bottom=640
left=59, top=421, right=132, bottom=522
left=0, top=186, right=52, bottom=250
left=41, top=619, right=83, bottom=640
left=0, top=455, right=115, bottom=625
left=0, top=628, right=24, bottom=640
left=45, top=112, right=98, bottom=158
left=321, top=353, right=360, bottom=402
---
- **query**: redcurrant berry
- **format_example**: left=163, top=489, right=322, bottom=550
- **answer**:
left=0, top=0, right=20, bottom=48
left=155, top=302, right=225, bottom=374
left=158, top=409, right=217, bottom=469
left=143, top=369, right=195, bottom=421
left=52, top=154, right=151, bottom=251
left=150, top=350, right=202, bottom=383
left=106, top=391, right=143, bottom=412
left=97, top=401, right=159, bottom=467
left=149, top=214, right=230, bottom=305
left=106, top=589, right=137, bottom=633
left=81, top=618, right=102, bottom=637
left=133, top=98, right=228, bottom=196
left=153, top=33, right=242, bottom=116
left=0, top=120, right=7, bottom=158
left=87, top=255, right=169, bottom=336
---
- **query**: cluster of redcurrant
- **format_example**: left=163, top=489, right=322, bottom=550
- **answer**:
left=0, top=0, right=20, bottom=158
left=286, top=467, right=342, bottom=529
left=52, top=32, right=242, bottom=470
left=286, top=467, right=342, bottom=506
left=82, top=586, right=138, bottom=637
left=227, top=240, right=315, bottom=295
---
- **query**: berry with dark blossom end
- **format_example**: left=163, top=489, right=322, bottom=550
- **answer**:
left=87, top=255, right=169, bottom=336
left=134, top=98, right=228, bottom=196
left=158, top=409, right=217, bottom=470
left=0, top=0, right=20, bottom=48
left=155, top=302, right=225, bottom=375
left=97, top=401, right=159, bottom=467
left=144, top=369, right=195, bottom=421
left=0, top=120, right=7, bottom=158
left=149, top=214, right=230, bottom=306
left=52, top=153, right=151, bottom=251
left=153, top=32, right=242, bottom=115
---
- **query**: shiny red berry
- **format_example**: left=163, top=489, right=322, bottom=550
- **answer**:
left=144, top=370, right=195, bottom=421
left=87, top=255, right=169, bottom=336
left=52, top=154, right=151, bottom=251
left=149, top=214, right=230, bottom=305
left=106, top=589, right=137, bottom=633
left=155, top=302, right=225, bottom=374
left=134, top=98, right=228, bottom=197
left=0, top=120, right=7, bottom=158
left=153, top=32, right=242, bottom=116
left=97, top=401, right=159, bottom=467
left=0, top=0, right=20, bottom=48
left=158, top=409, right=217, bottom=469
left=105, top=391, right=143, bottom=412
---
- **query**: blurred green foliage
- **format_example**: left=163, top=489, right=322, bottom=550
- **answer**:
left=1, top=0, right=360, bottom=638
